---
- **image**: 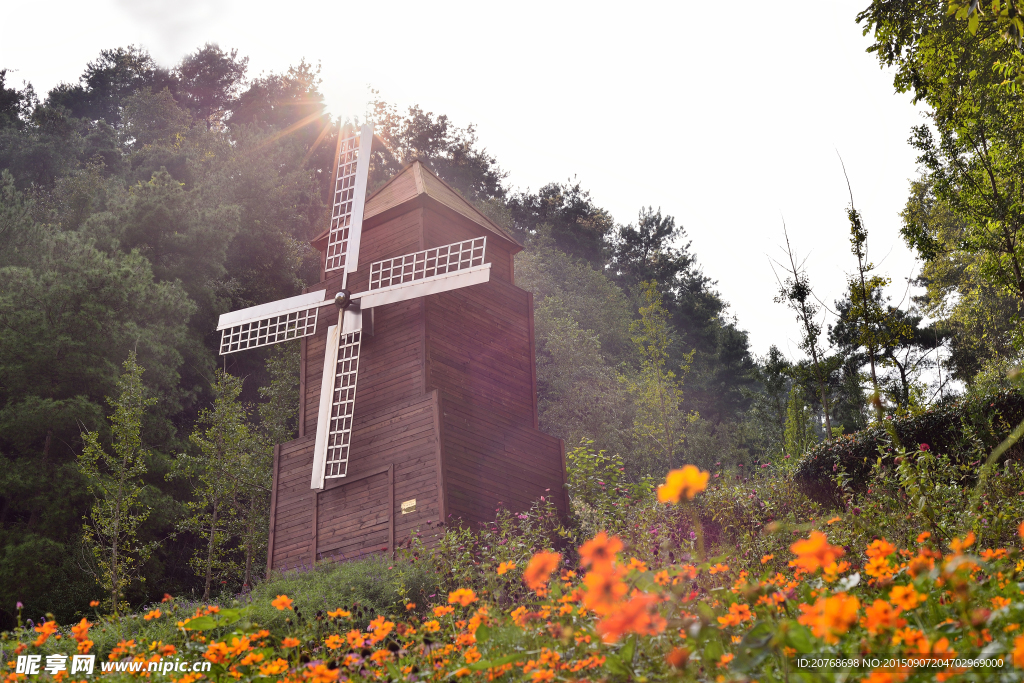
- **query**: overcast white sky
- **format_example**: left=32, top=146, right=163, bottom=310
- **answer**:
left=3, top=0, right=926, bottom=361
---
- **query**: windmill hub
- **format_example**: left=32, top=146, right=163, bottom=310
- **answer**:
left=334, top=290, right=352, bottom=309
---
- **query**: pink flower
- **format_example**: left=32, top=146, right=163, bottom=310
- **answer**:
left=919, top=443, right=930, bottom=451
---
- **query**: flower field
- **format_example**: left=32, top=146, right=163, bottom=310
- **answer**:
left=7, top=464, right=1024, bottom=682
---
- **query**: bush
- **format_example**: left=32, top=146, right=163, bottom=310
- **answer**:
left=794, top=388, right=1024, bottom=493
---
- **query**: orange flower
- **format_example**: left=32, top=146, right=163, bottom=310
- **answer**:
left=761, top=554, right=774, bottom=564
left=889, top=585, right=924, bottom=610
left=949, top=532, right=976, bottom=555
left=523, top=551, right=561, bottom=591
left=433, top=605, right=455, bottom=617
left=531, top=671, right=554, bottom=682
left=368, top=616, right=394, bottom=643
left=826, top=516, right=842, bottom=525
left=423, top=620, right=440, bottom=633
left=657, top=465, right=709, bottom=503
left=866, top=539, right=897, bottom=560
left=790, top=531, right=845, bottom=573
left=325, top=635, right=344, bottom=649
left=259, top=659, right=289, bottom=676
left=861, top=600, right=906, bottom=635
left=717, top=603, right=752, bottom=628
left=579, top=532, right=624, bottom=569
left=1014, top=634, right=1024, bottom=668
left=862, top=669, right=910, bottom=683
left=654, top=570, right=670, bottom=586
left=143, top=609, right=161, bottom=621
left=582, top=567, right=628, bottom=615
left=906, top=552, right=935, bottom=577
left=708, top=563, right=729, bottom=574
left=865, top=556, right=894, bottom=579
left=32, top=620, right=58, bottom=646
left=272, top=595, right=294, bottom=611
left=448, top=589, right=478, bottom=607
left=327, top=608, right=351, bottom=619
left=917, top=531, right=932, bottom=544
left=304, top=663, right=339, bottom=683
left=89, top=600, right=100, bottom=607
left=240, top=652, right=265, bottom=666
left=666, top=647, right=690, bottom=669
left=496, top=561, right=516, bottom=575
left=203, top=642, right=231, bottom=664
left=595, top=593, right=665, bottom=642
left=627, top=557, right=647, bottom=572
left=71, top=618, right=91, bottom=642
left=797, top=593, right=860, bottom=644
left=992, top=596, right=1011, bottom=610
left=281, top=637, right=301, bottom=648
left=345, top=630, right=364, bottom=648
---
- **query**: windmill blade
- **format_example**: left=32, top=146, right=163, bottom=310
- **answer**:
left=310, top=305, right=363, bottom=489
left=353, top=236, right=490, bottom=309
left=217, top=290, right=326, bottom=355
left=324, top=123, right=373, bottom=280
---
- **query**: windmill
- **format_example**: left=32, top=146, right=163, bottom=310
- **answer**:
left=217, top=122, right=567, bottom=569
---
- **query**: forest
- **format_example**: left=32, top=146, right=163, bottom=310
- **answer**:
left=4, top=1, right=1024, bottom=679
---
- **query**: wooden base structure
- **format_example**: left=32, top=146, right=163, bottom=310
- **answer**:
left=267, top=162, right=567, bottom=572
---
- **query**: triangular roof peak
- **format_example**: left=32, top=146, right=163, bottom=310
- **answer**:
left=363, top=159, right=521, bottom=248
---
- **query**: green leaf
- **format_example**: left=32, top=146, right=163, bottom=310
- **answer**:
left=182, top=616, right=218, bottom=631
left=474, top=624, right=491, bottom=644
left=604, top=654, right=631, bottom=677
left=386, top=662, right=403, bottom=680
left=620, top=635, right=636, bottom=665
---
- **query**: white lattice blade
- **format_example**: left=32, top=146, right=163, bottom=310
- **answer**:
left=368, top=237, right=486, bottom=290
left=344, top=124, right=373, bottom=275
left=324, top=124, right=373, bottom=275
left=311, top=323, right=340, bottom=490
left=354, top=263, right=490, bottom=309
left=217, top=290, right=326, bottom=330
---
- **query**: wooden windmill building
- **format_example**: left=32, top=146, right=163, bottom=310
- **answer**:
left=256, top=154, right=567, bottom=572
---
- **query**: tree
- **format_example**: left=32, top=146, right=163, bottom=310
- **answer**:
left=369, top=98, right=507, bottom=204
left=507, top=182, right=613, bottom=265
left=783, top=385, right=818, bottom=457
left=174, top=44, right=248, bottom=128
left=173, top=371, right=263, bottom=599
left=861, top=1, right=1024, bottom=345
left=625, top=282, right=694, bottom=476
left=77, top=351, right=157, bottom=614
left=903, top=178, right=1018, bottom=382
left=772, top=225, right=834, bottom=437
left=46, top=46, right=173, bottom=125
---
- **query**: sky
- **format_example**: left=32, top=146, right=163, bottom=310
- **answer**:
left=3, top=0, right=927, bottom=363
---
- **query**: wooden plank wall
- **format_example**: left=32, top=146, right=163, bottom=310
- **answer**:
left=423, top=207, right=514, bottom=284
left=269, top=434, right=316, bottom=571
left=440, top=397, right=566, bottom=525
left=271, top=393, right=443, bottom=570
left=424, top=277, right=535, bottom=427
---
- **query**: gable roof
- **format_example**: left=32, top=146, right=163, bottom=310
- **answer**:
left=311, top=159, right=522, bottom=253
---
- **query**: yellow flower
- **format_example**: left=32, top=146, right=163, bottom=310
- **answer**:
left=657, top=465, right=709, bottom=503
left=271, top=595, right=294, bottom=611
